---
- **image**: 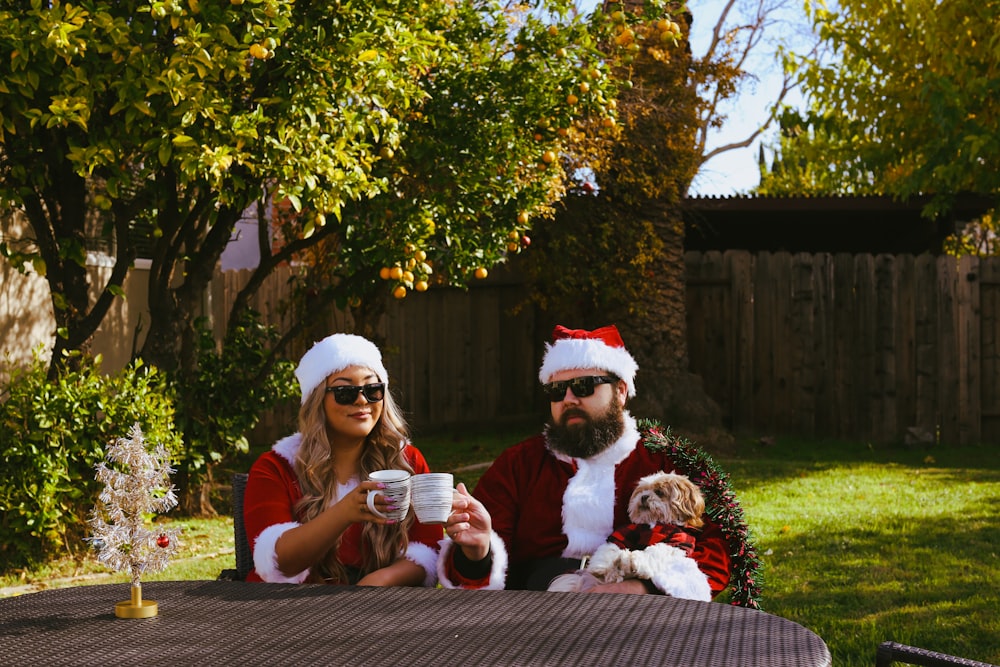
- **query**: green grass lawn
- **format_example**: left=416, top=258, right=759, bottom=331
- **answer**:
left=2, top=429, right=997, bottom=666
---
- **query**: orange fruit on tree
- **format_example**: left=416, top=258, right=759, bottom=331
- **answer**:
left=474, top=267, right=488, bottom=280
left=379, top=266, right=391, bottom=280
left=389, top=266, right=404, bottom=280
left=392, top=285, right=407, bottom=299
left=415, top=280, right=429, bottom=292
left=517, top=211, right=529, bottom=225
left=507, top=241, right=519, bottom=252
left=566, top=93, right=579, bottom=106
left=402, top=270, right=414, bottom=283
left=541, top=150, right=556, bottom=164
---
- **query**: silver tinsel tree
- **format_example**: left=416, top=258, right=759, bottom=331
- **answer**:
left=88, top=423, right=180, bottom=588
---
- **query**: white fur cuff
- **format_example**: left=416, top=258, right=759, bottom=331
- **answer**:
left=252, top=521, right=312, bottom=584
left=644, top=543, right=712, bottom=601
left=404, top=541, right=440, bottom=588
left=436, top=531, right=508, bottom=590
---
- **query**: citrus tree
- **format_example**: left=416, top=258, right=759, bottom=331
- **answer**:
left=0, top=0, right=669, bottom=509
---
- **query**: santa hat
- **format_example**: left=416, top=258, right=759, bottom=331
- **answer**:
left=295, top=333, right=389, bottom=404
left=538, top=325, right=638, bottom=397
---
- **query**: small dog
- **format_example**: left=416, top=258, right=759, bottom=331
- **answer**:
left=547, top=471, right=712, bottom=601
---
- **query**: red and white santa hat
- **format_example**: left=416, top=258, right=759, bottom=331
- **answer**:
left=538, top=325, right=639, bottom=397
left=295, top=333, right=389, bottom=404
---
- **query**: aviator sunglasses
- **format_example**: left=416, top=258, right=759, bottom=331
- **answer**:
left=325, top=382, right=386, bottom=405
left=541, top=375, right=618, bottom=402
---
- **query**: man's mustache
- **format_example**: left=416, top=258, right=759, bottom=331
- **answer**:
left=559, top=408, right=590, bottom=426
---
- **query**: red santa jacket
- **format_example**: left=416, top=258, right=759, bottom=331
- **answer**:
left=438, top=414, right=732, bottom=595
left=243, top=433, right=443, bottom=585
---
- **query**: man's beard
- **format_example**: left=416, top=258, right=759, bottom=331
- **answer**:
left=544, top=398, right=626, bottom=459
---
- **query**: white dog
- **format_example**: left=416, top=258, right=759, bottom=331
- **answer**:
left=547, top=471, right=712, bottom=601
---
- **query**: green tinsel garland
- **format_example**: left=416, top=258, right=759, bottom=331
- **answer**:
left=638, top=418, right=764, bottom=610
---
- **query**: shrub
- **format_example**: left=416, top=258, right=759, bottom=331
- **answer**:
left=170, top=310, right=297, bottom=513
left=0, top=350, right=180, bottom=571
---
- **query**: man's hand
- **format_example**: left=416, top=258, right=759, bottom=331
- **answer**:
left=445, top=483, right=492, bottom=562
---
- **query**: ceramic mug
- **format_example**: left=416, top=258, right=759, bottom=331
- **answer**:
left=366, top=470, right=411, bottom=521
left=410, top=473, right=454, bottom=524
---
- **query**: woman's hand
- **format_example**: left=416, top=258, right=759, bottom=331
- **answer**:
left=339, top=480, right=397, bottom=525
left=445, top=483, right=492, bottom=562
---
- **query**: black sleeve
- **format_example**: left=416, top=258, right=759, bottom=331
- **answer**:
left=453, top=545, right=493, bottom=579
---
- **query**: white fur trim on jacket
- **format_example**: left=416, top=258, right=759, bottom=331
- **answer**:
left=404, top=541, right=440, bottom=588
left=252, top=521, right=311, bottom=584
left=558, top=413, right=640, bottom=558
left=436, top=531, right=509, bottom=590
left=643, top=543, right=712, bottom=601
left=272, top=433, right=302, bottom=466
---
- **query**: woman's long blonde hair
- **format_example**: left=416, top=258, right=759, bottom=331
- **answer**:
left=293, top=372, right=413, bottom=583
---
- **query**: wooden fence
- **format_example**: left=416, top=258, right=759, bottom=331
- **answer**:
left=239, top=251, right=1000, bottom=446
left=5, top=249, right=997, bottom=445
left=685, top=251, right=1000, bottom=445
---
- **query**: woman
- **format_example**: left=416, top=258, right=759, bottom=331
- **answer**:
left=243, top=333, right=440, bottom=586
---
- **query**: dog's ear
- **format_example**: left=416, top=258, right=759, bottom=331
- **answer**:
left=671, top=478, right=706, bottom=528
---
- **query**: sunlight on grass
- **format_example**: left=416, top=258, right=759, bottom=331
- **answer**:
left=0, top=517, right=236, bottom=596
left=728, top=442, right=1000, bottom=666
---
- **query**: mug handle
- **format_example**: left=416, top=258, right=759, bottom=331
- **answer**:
left=366, top=489, right=388, bottom=519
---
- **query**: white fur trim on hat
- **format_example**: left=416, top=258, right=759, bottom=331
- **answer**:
left=538, top=333, right=639, bottom=397
left=295, top=333, right=389, bottom=404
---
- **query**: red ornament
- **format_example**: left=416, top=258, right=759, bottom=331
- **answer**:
left=156, top=534, right=170, bottom=548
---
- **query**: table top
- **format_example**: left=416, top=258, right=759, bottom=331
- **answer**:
left=0, top=580, right=830, bottom=666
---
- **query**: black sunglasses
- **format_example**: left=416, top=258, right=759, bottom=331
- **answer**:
left=541, top=375, right=618, bottom=402
left=325, top=383, right=386, bottom=405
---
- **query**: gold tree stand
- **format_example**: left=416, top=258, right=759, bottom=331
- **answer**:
left=115, top=584, right=158, bottom=618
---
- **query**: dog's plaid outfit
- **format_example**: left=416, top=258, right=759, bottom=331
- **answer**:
left=607, top=523, right=699, bottom=555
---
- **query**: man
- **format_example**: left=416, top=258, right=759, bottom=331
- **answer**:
left=437, top=324, right=732, bottom=596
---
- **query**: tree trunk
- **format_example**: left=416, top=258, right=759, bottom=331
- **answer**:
left=618, top=204, right=732, bottom=450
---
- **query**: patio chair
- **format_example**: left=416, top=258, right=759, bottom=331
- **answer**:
left=217, top=472, right=251, bottom=581
left=876, top=641, right=998, bottom=667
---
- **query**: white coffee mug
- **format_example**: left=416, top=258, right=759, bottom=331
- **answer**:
left=410, top=473, right=454, bottom=524
left=366, top=469, right=411, bottom=521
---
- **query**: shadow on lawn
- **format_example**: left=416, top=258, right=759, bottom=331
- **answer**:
left=763, top=503, right=1000, bottom=664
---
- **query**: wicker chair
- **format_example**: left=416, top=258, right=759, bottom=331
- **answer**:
left=217, top=472, right=252, bottom=581
left=876, top=641, right=998, bottom=667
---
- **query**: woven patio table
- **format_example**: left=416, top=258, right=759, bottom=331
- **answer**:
left=0, top=580, right=830, bottom=666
